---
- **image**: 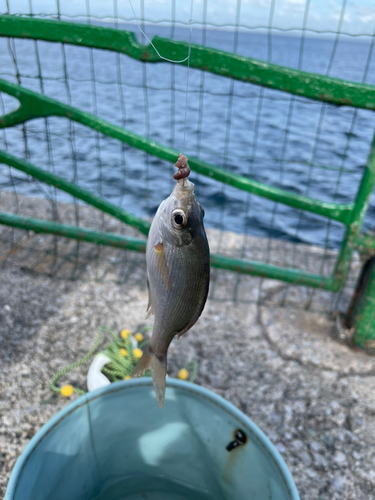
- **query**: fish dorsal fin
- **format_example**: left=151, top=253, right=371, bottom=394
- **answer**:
left=154, top=240, right=171, bottom=290
left=146, top=278, right=154, bottom=318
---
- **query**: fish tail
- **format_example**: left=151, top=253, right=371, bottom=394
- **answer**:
left=132, top=345, right=167, bottom=408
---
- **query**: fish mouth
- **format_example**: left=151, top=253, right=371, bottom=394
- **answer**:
left=174, top=178, right=195, bottom=198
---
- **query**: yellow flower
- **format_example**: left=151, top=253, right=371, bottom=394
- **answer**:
left=60, top=385, right=74, bottom=397
left=120, top=348, right=128, bottom=357
left=134, top=332, right=144, bottom=342
left=124, top=375, right=131, bottom=380
left=178, top=368, right=189, bottom=380
left=121, top=329, right=131, bottom=339
left=133, top=348, right=143, bottom=359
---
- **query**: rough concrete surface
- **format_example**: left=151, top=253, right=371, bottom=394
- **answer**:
left=0, top=195, right=374, bottom=499
left=1, top=253, right=375, bottom=500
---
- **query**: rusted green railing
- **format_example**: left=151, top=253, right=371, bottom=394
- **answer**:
left=1, top=15, right=375, bottom=346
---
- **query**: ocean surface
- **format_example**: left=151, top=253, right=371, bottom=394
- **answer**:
left=1, top=21, right=375, bottom=249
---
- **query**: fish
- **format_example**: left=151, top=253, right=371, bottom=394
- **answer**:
left=132, top=154, right=210, bottom=407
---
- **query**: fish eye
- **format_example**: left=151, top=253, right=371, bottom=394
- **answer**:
left=172, top=209, right=187, bottom=229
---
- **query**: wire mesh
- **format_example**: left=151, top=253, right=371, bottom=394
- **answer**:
left=0, top=0, right=375, bottom=314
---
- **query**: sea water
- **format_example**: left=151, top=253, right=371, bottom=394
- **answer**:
left=1, top=22, right=375, bottom=248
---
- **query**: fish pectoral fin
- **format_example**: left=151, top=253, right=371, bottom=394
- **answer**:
left=154, top=241, right=163, bottom=254
left=154, top=241, right=171, bottom=290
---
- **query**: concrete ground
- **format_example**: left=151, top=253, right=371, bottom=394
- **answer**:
left=1, top=251, right=375, bottom=499
left=0, top=194, right=375, bottom=499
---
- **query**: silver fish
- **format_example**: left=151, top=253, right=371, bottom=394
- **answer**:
left=132, top=154, right=210, bottom=407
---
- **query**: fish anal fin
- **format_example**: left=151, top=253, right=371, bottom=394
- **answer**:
left=132, top=345, right=153, bottom=378
left=154, top=242, right=171, bottom=290
left=177, top=309, right=202, bottom=339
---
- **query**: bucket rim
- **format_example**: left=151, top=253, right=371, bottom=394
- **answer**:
left=5, top=378, right=299, bottom=500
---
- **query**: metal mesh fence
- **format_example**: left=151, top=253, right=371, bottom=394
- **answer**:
left=0, top=0, right=374, bottom=313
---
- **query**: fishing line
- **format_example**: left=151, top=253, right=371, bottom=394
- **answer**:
left=128, top=0, right=192, bottom=64
left=127, top=0, right=194, bottom=154
left=183, top=0, right=194, bottom=153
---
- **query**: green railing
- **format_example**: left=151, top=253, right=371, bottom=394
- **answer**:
left=1, top=15, right=375, bottom=346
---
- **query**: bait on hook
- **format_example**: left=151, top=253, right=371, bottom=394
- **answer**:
left=173, top=154, right=191, bottom=181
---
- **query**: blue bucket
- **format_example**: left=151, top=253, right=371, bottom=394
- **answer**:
left=5, top=379, right=299, bottom=500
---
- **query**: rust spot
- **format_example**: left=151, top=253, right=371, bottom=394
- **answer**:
left=346, top=256, right=375, bottom=328
left=319, top=94, right=354, bottom=107
left=338, top=98, right=354, bottom=106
